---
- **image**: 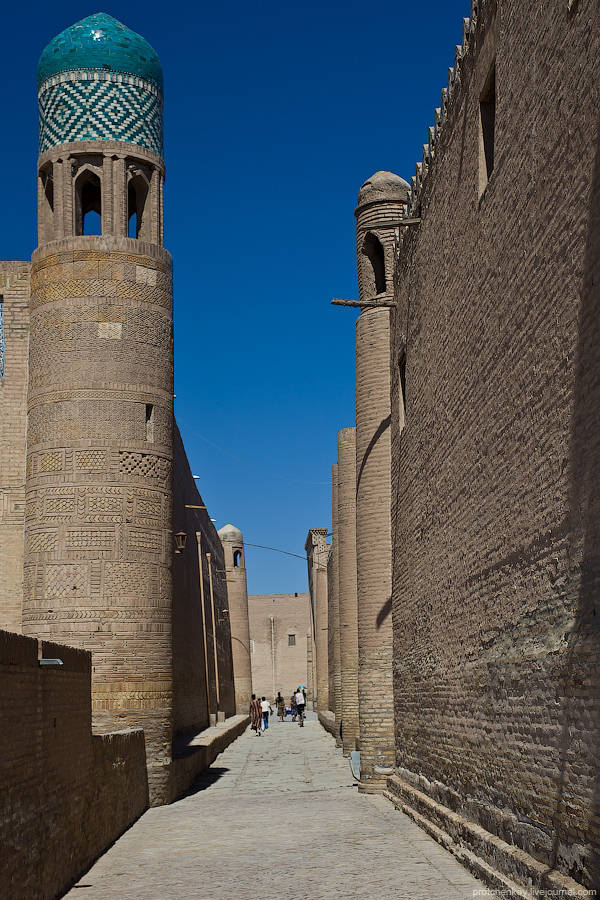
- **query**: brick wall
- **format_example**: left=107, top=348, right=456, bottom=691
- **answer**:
left=0, top=628, right=147, bottom=900
left=248, top=593, right=312, bottom=703
left=337, top=428, right=359, bottom=755
left=0, top=263, right=30, bottom=633
left=305, top=528, right=329, bottom=711
left=389, top=0, right=600, bottom=889
left=329, top=464, right=341, bottom=730
left=172, top=423, right=235, bottom=738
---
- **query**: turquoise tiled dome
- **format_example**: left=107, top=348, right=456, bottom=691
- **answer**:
left=37, top=13, right=163, bottom=91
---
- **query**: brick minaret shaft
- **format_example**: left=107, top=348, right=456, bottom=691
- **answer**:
left=23, top=16, right=173, bottom=804
left=329, top=463, right=342, bottom=741
left=218, top=525, right=252, bottom=714
left=355, top=172, right=410, bottom=789
left=337, top=427, right=359, bottom=755
left=305, top=528, right=329, bottom=711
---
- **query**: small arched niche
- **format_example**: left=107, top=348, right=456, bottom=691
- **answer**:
left=128, top=173, right=150, bottom=240
left=233, top=549, right=243, bottom=568
left=362, top=232, right=386, bottom=296
left=75, top=169, right=102, bottom=236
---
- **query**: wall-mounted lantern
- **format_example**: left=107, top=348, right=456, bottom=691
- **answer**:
left=174, top=531, right=187, bottom=554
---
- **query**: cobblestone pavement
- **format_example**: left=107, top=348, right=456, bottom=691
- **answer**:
left=65, top=713, right=484, bottom=899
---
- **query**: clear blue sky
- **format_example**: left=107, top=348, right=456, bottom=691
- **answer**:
left=1, top=0, right=468, bottom=593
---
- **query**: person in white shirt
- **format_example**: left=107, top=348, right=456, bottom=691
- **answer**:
left=260, top=696, right=272, bottom=730
left=294, top=688, right=306, bottom=726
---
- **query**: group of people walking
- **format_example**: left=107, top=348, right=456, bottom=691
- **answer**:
left=250, top=688, right=307, bottom=735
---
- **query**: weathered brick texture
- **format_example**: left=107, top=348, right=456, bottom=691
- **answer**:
left=0, top=629, right=147, bottom=900
left=388, top=0, right=600, bottom=891
left=337, top=428, right=359, bottom=755
left=0, top=264, right=30, bottom=633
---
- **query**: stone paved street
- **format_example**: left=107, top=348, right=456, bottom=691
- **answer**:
left=64, top=714, right=484, bottom=899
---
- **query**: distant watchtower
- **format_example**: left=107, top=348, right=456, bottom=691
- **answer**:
left=354, top=171, right=409, bottom=789
left=218, top=524, right=252, bottom=713
left=23, top=14, right=174, bottom=804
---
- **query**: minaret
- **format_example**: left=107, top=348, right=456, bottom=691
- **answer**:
left=218, top=524, right=252, bottom=713
left=329, top=463, right=342, bottom=742
left=305, top=528, right=329, bottom=712
left=338, top=427, right=359, bottom=756
left=354, top=171, right=410, bottom=789
left=23, top=14, right=173, bottom=804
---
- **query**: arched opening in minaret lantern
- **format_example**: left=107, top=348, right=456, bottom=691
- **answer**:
left=128, top=172, right=150, bottom=240
left=39, top=164, right=54, bottom=242
left=75, top=169, right=102, bottom=236
left=362, top=232, right=386, bottom=296
left=233, top=549, right=243, bottom=567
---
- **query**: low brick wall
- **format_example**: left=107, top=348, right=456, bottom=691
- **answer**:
left=318, top=709, right=339, bottom=741
left=0, top=629, right=148, bottom=900
left=171, top=714, right=249, bottom=801
left=384, top=775, right=591, bottom=900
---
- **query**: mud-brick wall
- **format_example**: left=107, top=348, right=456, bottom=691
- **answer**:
left=172, top=424, right=235, bottom=736
left=0, top=263, right=30, bottom=633
left=390, top=0, right=600, bottom=889
left=0, top=629, right=147, bottom=900
left=248, top=593, right=312, bottom=702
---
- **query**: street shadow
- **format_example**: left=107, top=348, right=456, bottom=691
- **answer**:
left=548, top=115, right=600, bottom=889
left=356, top=414, right=391, bottom=495
left=376, top=597, right=392, bottom=629
left=182, top=767, right=231, bottom=797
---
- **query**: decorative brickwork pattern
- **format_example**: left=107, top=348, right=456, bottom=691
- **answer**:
left=28, top=532, right=58, bottom=553
left=25, top=237, right=174, bottom=805
left=0, top=265, right=30, bottom=633
left=127, top=529, right=162, bottom=552
left=74, top=450, right=107, bottom=470
left=104, top=562, right=159, bottom=598
left=0, top=298, right=4, bottom=380
left=39, top=450, right=63, bottom=472
left=65, top=530, right=114, bottom=549
left=44, top=564, right=87, bottom=599
left=119, top=451, right=171, bottom=483
left=39, top=72, right=163, bottom=155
